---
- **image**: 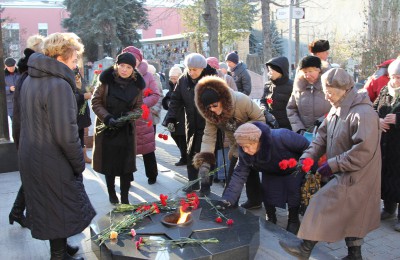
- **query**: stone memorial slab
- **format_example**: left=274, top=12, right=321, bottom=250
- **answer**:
left=91, top=199, right=260, bottom=259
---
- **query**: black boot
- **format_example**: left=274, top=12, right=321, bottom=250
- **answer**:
left=120, top=175, right=131, bottom=204
left=342, top=237, right=363, bottom=260
left=287, top=206, right=300, bottom=235
left=9, top=185, right=27, bottom=228
left=66, top=243, right=79, bottom=256
left=279, top=239, right=317, bottom=259
left=381, top=200, right=397, bottom=220
left=50, top=238, right=83, bottom=260
left=265, top=205, right=277, bottom=224
left=105, top=175, right=119, bottom=204
left=183, top=163, right=200, bottom=192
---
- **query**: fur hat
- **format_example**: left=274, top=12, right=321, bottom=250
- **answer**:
left=388, top=59, right=400, bottom=76
left=5, top=57, right=16, bottom=67
left=116, top=52, right=136, bottom=68
left=219, top=62, right=228, bottom=70
left=321, top=68, right=354, bottom=90
left=206, top=57, right=220, bottom=69
left=122, top=46, right=143, bottom=64
left=225, top=51, right=239, bottom=64
left=309, top=39, right=330, bottom=53
left=169, top=66, right=182, bottom=77
left=184, top=53, right=207, bottom=68
left=299, top=56, right=321, bottom=70
left=234, top=123, right=262, bottom=145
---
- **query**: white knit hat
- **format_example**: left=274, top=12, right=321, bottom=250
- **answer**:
left=169, top=66, right=182, bottom=77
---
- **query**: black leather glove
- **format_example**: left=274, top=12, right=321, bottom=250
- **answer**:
left=198, top=163, right=211, bottom=197
left=215, top=200, right=232, bottom=210
left=108, top=118, right=126, bottom=128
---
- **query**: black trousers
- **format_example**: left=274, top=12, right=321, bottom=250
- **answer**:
left=171, top=133, right=187, bottom=161
left=143, top=152, right=158, bottom=180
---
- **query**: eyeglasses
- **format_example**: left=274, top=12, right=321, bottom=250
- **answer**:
left=207, top=102, right=219, bottom=110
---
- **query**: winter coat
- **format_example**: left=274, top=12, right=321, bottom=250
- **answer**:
left=299, top=88, right=381, bottom=242
left=18, top=53, right=96, bottom=240
left=164, top=65, right=218, bottom=156
left=162, top=80, right=186, bottom=136
left=4, top=67, right=20, bottom=117
left=194, top=76, right=265, bottom=160
left=91, top=66, right=145, bottom=175
left=222, top=122, right=309, bottom=207
left=75, top=83, right=92, bottom=130
left=364, top=59, right=395, bottom=102
left=286, top=75, right=331, bottom=133
left=136, top=62, right=160, bottom=155
left=231, top=62, right=251, bottom=95
left=217, top=70, right=237, bottom=91
left=150, top=72, right=164, bottom=125
left=12, top=48, right=35, bottom=148
left=260, top=57, right=293, bottom=130
left=373, top=85, right=400, bottom=202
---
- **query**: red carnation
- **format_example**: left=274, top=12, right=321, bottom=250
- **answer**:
left=215, top=217, right=223, bottom=223
left=143, top=88, right=153, bottom=97
left=301, top=158, right=314, bottom=173
left=141, top=104, right=150, bottom=120
left=267, top=98, right=273, bottom=104
left=98, top=64, right=103, bottom=68
left=158, top=133, right=163, bottom=138
left=279, top=159, right=289, bottom=170
left=226, top=219, right=234, bottom=225
left=288, top=158, right=297, bottom=168
left=162, top=134, right=168, bottom=140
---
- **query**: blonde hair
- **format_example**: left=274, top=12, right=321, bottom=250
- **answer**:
left=43, top=32, right=84, bottom=61
left=26, top=34, right=45, bottom=53
left=113, top=63, right=137, bottom=80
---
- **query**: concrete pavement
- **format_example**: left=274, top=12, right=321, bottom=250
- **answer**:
left=1, top=120, right=400, bottom=259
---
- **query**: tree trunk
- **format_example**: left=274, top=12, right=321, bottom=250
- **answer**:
left=203, top=0, right=219, bottom=58
left=295, top=0, right=300, bottom=66
left=262, top=0, right=272, bottom=62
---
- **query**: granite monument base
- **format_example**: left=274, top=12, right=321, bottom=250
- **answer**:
left=90, top=199, right=260, bottom=260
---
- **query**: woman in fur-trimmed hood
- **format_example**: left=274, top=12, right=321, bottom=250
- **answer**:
left=193, top=76, right=265, bottom=201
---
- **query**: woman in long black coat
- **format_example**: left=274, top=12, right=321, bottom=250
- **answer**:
left=374, top=58, right=400, bottom=232
left=18, top=33, right=96, bottom=259
left=260, top=56, right=293, bottom=129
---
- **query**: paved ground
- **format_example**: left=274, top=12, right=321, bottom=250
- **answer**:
left=2, top=111, right=400, bottom=259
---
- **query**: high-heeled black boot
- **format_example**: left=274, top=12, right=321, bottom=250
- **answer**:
left=66, top=243, right=79, bottom=256
left=120, top=175, right=131, bottom=204
left=287, top=206, right=300, bottom=235
left=105, top=175, right=119, bottom=204
left=265, top=205, right=277, bottom=224
left=279, top=239, right=317, bottom=259
left=50, top=238, right=83, bottom=260
left=9, top=185, right=27, bottom=228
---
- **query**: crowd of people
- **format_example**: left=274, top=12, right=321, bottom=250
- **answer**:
left=3, top=33, right=399, bottom=260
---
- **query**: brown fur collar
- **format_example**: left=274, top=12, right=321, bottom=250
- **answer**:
left=195, top=76, right=234, bottom=125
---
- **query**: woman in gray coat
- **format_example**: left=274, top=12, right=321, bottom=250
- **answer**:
left=287, top=56, right=331, bottom=134
left=19, top=33, right=96, bottom=259
left=280, top=68, right=381, bottom=260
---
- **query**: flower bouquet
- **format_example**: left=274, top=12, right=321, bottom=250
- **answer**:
left=79, top=66, right=102, bottom=115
